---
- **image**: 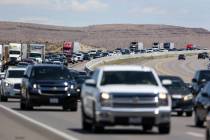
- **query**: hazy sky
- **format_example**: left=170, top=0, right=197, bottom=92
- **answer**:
left=0, top=0, right=209, bottom=30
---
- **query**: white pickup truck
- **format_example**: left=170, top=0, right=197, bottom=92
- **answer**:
left=81, top=65, right=172, bottom=133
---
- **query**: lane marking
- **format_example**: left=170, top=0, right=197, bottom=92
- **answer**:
left=186, top=132, right=205, bottom=138
left=0, top=104, right=79, bottom=140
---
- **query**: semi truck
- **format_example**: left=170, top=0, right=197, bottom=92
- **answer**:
left=129, top=42, right=144, bottom=51
left=163, top=42, right=175, bottom=50
left=63, top=41, right=81, bottom=62
left=27, top=44, right=45, bottom=63
left=0, top=45, right=10, bottom=72
left=8, top=43, right=22, bottom=62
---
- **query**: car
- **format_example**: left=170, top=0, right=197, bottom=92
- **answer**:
left=0, top=67, right=26, bottom=102
left=159, top=75, right=193, bottom=116
left=191, top=70, right=210, bottom=96
left=198, top=53, right=206, bottom=59
left=194, top=81, right=210, bottom=127
left=20, top=64, right=78, bottom=111
left=206, top=111, right=210, bottom=140
left=178, top=54, right=186, bottom=60
left=81, top=65, right=172, bottom=133
left=17, top=62, right=30, bottom=67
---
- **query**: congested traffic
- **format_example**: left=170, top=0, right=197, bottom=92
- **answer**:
left=0, top=41, right=210, bottom=140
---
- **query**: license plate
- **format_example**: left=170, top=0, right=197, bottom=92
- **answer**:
left=129, top=117, right=142, bottom=124
left=49, top=98, right=59, bottom=104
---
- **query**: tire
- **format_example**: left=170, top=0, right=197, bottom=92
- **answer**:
left=0, top=95, right=8, bottom=102
left=177, top=111, right=183, bottom=116
left=158, top=123, right=170, bottom=134
left=81, top=103, right=92, bottom=131
left=20, top=98, right=26, bottom=110
left=25, top=92, right=33, bottom=110
left=142, top=125, right=153, bottom=132
left=70, top=100, right=78, bottom=112
left=92, top=102, right=104, bottom=133
left=195, top=110, right=204, bottom=127
left=206, top=129, right=210, bottom=140
left=186, top=111, right=193, bottom=117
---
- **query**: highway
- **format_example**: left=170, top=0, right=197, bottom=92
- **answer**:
left=0, top=55, right=209, bottom=140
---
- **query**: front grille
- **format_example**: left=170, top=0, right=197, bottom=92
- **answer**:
left=41, top=91, right=66, bottom=95
left=14, top=84, right=21, bottom=89
left=112, top=93, right=158, bottom=108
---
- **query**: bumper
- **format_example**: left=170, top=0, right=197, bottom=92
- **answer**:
left=4, top=88, right=21, bottom=98
left=95, top=107, right=171, bottom=126
left=172, top=99, right=193, bottom=112
left=28, top=92, right=78, bottom=106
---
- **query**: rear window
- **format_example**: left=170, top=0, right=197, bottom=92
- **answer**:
left=31, top=66, right=72, bottom=80
left=100, top=71, right=158, bottom=86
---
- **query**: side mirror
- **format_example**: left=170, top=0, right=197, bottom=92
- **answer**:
left=201, top=92, right=208, bottom=98
left=162, top=79, right=172, bottom=86
left=85, top=79, right=96, bottom=87
left=23, top=74, right=29, bottom=79
left=192, top=78, right=197, bottom=83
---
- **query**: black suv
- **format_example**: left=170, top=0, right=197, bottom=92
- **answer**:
left=197, top=53, right=208, bottom=59
left=159, top=75, right=193, bottom=116
left=20, top=64, right=78, bottom=111
left=192, top=70, right=210, bottom=96
left=178, top=54, right=186, bottom=60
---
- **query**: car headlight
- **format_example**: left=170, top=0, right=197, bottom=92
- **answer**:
left=100, top=92, right=112, bottom=106
left=159, top=92, right=167, bottom=99
left=69, top=85, right=74, bottom=89
left=101, top=92, right=110, bottom=100
left=5, top=82, right=10, bottom=87
left=33, top=84, right=37, bottom=89
left=184, top=94, right=193, bottom=101
left=159, top=92, right=168, bottom=106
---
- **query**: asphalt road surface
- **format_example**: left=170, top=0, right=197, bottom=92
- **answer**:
left=0, top=56, right=209, bottom=140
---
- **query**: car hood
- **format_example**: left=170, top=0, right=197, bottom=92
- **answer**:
left=99, top=85, right=167, bottom=94
left=5, top=78, right=22, bottom=84
left=166, top=88, right=190, bottom=95
left=32, top=80, right=75, bottom=86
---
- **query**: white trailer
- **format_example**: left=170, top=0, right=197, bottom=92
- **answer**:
left=73, top=41, right=81, bottom=53
left=138, top=42, right=144, bottom=50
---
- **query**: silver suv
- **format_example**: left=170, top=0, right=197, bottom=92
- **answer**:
left=81, top=65, right=172, bottom=134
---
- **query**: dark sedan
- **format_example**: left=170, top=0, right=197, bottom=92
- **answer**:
left=160, top=75, right=193, bottom=116
left=20, top=64, right=78, bottom=111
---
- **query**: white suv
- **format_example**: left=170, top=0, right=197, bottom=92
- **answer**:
left=0, top=67, right=26, bottom=102
left=81, top=65, right=172, bottom=133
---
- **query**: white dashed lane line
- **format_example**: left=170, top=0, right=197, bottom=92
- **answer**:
left=186, top=132, right=205, bottom=138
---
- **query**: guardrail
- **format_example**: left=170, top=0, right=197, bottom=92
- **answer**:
left=85, top=50, right=210, bottom=72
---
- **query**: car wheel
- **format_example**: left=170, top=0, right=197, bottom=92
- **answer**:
left=0, top=95, right=8, bottom=102
left=142, top=125, right=153, bottom=132
left=81, top=105, right=92, bottom=131
left=92, top=102, right=104, bottom=133
left=70, top=101, right=77, bottom=112
left=158, top=123, right=170, bottom=134
left=195, top=110, right=204, bottom=127
left=206, top=129, right=210, bottom=140
left=25, top=91, right=33, bottom=110
left=177, top=111, right=183, bottom=116
left=186, top=111, right=193, bottom=117
left=20, top=98, right=26, bottom=110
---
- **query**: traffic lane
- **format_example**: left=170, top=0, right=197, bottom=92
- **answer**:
left=0, top=103, right=57, bottom=140
left=139, top=56, right=208, bottom=82
left=1, top=99, right=205, bottom=140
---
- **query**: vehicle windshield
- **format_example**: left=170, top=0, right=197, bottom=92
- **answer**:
left=100, top=71, right=158, bottom=86
left=9, top=50, right=20, bottom=55
left=7, top=70, right=25, bottom=78
left=199, top=71, right=210, bottom=81
left=29, top=53, right=41, bottom=58
left=31, top=67, right=72, bottom=80
left=164, top=80, right=185, bottom=89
